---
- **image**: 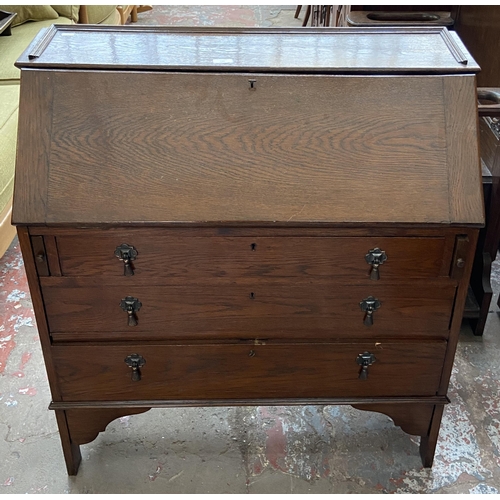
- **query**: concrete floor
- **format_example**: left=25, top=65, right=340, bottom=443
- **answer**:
left=2, top=5, right=500, bottom=494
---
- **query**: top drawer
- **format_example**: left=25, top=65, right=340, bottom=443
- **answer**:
left=42, top=230, right=453, bottom=283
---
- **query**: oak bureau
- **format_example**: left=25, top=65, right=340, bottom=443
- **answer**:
left=12, top=26, right=484, bottom=475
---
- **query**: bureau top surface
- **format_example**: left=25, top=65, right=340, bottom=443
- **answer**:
left=16, top=25, right=479, bottom=73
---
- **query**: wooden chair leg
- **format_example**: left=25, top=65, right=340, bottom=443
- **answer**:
left=303, top=5, right=311, bottom=26
left=131, top=6, right=138, bottom=23
left=294, top=5, right=302, bottom=19
left=137, top=5, right=153, bottom=14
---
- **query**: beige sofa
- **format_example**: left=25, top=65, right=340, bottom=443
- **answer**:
left=0, top=5, right=128, bottom=258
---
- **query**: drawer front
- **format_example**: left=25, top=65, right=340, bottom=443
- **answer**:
left=42, top=280, right=455, bottom=339
left=52, top=341, right=447, bottom=401
left=54, top=233, right=450, bottom=282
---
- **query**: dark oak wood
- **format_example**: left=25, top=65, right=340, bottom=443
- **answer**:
left=15, top=25, right=480, bottom=74
left=41, top=280, right=456, bottom=339
left=49, top=396, right=450, bottom=411
left=53, top=233, right=451, bottom=282
left=13, top=71, right=483, bottom=226
left=52, top=342, right=447, bottom=401
left=419, top=404, right=445, bottom=467
left=30, top=236, right=49, bottom=277
left=453, top=6, right=500, bottom=87
left=66, top=408, right=151, bottom=445
left=16, top=228, right=63, bottom=402
left=55, top=410, right=82, bottom=476
left=468, top=114, right=500, bottom=335
left=11, top=72, right=53, bottom=224
left=11, top=27, right=483, bottom=474
left=353, top=403, right=435, bottom=436
left=44, top=236, right=62, bottom=277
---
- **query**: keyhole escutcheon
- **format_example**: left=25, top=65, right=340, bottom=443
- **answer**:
left=248, top=79, right=256, bottom=90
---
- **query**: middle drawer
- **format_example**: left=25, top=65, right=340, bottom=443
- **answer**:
left=41, top=279, right=456, bottom=340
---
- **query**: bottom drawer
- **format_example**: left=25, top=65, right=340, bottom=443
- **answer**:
left=52, top=341, right=447, bottom=401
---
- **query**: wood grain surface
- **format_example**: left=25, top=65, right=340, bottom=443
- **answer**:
left=51, top=341, right=447, bottom=401
left=15, top=26, right=479, bottom=73
left=41, top=279, right=456, bottom=338
left=13, top=71, right=480, bottom=225
left=54, top=233, right=449, bottom=282
left=12, top=71, right=53, bottom=224
left=444, top=75, right=484, bottom=225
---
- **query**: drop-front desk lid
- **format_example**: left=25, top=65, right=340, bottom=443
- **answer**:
left=12, top=26, right=484, bottom=226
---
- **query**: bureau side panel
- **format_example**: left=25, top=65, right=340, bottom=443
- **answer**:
left=444, top=75, right=484, bottom=225
left=12, top=71, right=53, bottom=224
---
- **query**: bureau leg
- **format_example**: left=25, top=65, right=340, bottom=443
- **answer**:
left=419, top=404, right=445, bottom=468
left=54, top=407, right=151, bottom=475
left=55, top=410, right=82, bottom=476
left=353, top=402, right=445, bottom=468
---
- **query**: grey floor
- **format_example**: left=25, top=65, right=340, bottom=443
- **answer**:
left=2, top=5, right=500, bottom=494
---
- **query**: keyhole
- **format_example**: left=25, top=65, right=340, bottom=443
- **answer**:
left=248, top=79, right=256, bottom=90
left=249, top=292, right=255, bottom=299
left=250, top=243, right=257, bottom=251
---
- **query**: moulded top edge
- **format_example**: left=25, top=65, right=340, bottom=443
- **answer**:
left=15, top=24, right=480, bottom=73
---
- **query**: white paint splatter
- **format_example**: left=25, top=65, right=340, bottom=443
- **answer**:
left=6, top=290, right=26, bottom=303
left=395, top=370, right=491, bottom=493
left=8, top=315, right=33, bottom=332
left=470, top=483, right=498, bottom=494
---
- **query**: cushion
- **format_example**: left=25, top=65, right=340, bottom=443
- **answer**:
left=100, top=8, right=121, bottom=25
left=0, top=5, right=59, bottom=27
left=0, top=17, right=73, bottom=82
left=0, top=87, right=19, bottom=211
left=51, top=5, right=79, bottom=23
left=0, top=82, right=19, bottom=130
left=86, top=5, right=116, bottom=24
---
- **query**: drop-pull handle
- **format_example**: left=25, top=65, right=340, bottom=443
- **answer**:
left=124, top=354, right=146, bottom=381
left=365, top=248, right=387, bottom=280
left=359, top=296, right=381, bottom=326
left=356, top=352, right=376, bottom=380
left=114, top=244, right=138, bottom=276
left=120, top=296, right=142, bottom=327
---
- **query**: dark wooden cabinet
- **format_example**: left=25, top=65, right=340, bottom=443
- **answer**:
left=12, top=26, right=484, bottom=475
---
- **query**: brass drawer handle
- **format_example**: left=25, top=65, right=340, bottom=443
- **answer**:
left=365, top=247, right=387, bottom=280
left=359, top=296, right=381, bottom=326
left=124, top=354, right=146, bottom=381
left=356, top=351, right=376, bottom=380
left=114, top=243, right=138, bottom=276
left=120, top=296, right=142, bottom=327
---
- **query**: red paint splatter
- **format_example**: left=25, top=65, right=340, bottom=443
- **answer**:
left=0, top=245, right=32, bottom=375
left=18, top=387, right=37, bottom=396
left=251, top=457, right=263, bottom=475
left=259, top=407, right=287, bottom=472
left=9, top=352, right=32, bottom=378
left=19, top=352, right=32, bottom=370
left=0, top=336, right=16, bottom=375
left=148, top=464, right=162, bottom=481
